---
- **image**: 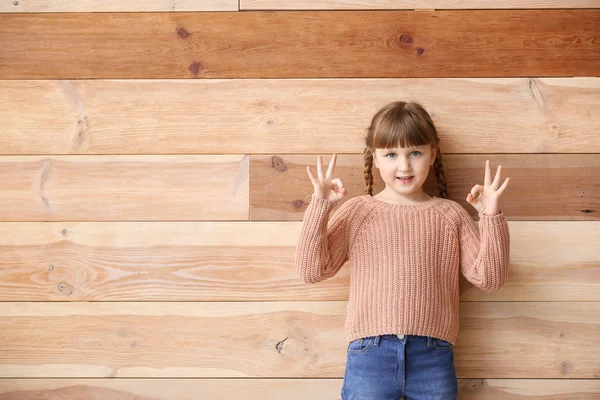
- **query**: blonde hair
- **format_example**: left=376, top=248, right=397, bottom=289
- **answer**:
left=363, top=101, right=448, bottom=198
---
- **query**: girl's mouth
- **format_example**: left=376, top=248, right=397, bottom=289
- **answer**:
left=397, top=176, right=414, bottom=183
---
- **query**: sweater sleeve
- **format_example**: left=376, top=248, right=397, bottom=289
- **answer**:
left=295, top=194, right=355, bottom=284
left=456, top=204, right=511, bottom=292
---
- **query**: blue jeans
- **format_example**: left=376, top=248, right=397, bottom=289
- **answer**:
left=341, top=334, right=458, bottom=400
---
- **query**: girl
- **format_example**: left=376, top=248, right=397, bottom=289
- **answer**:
left=295, top=101, right=510, bottom=400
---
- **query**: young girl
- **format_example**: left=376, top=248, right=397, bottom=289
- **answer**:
left=295, top=101, right=510, bottom=400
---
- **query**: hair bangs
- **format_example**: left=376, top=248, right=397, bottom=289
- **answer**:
left=372, top=113, right=435, bottom=150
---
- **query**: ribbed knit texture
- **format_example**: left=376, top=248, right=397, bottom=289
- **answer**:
left=295, top=194, right=510, bottom=345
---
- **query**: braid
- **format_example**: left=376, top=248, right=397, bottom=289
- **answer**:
left=433, top=147, right=449, bottom=199
left=363, top=148, right=374, bottom=196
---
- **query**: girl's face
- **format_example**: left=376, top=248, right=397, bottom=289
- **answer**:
left=373, top=144, right=438, bottom=201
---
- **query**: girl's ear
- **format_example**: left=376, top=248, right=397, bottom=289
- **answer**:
left=372, top=153, right=379, bottom=169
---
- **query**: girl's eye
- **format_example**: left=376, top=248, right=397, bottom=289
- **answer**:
left=386, top=151, right=421, bottom=158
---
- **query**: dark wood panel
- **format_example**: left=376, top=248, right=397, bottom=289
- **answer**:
left=0, top=10, right=598, bottom=78
left=250, top=154, right=600, bottom=220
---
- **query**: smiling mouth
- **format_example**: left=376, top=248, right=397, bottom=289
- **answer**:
left=397, top=176, right=414, bottom=182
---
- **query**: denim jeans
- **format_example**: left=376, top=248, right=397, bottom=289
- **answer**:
left=341, top=334, right=458, bottom=400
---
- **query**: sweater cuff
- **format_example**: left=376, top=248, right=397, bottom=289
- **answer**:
left=477, top=210, right=506, bottom=224
left=309, top=194, right=339, bottom=210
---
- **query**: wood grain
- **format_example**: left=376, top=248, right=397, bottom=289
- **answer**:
left=242, top=0, right=600, bottom=10
left=0, top=2, right=598, bottom=397
left=1, top=11, right=598, bottom=78
left=0, top=0, right=238, bottom=12
left=2, top=153, right=597, bottom=222
left=250, top=154, right=600, bottom=220
left=0, top=302, right=597, bottom=378
left=2, top=78, right=597, bottom=155
left=3, top=0, right=599, bottom=12
left=0, top=378, right=599, bottom=400
left=0, top=221, right=597, bottom=302
left=0, top=155, right=249, bottom=221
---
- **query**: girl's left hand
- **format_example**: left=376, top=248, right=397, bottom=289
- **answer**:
left=466, top=160, right=510, bottom=216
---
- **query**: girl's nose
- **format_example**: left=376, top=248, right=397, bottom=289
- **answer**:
left=397, top=162, right=412, bottom=173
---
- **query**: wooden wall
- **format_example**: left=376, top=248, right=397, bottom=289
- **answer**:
left=0, top=1, right=599, bottom=399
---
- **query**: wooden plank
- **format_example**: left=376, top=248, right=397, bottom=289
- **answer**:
left=0, top=221, right=324, bottom=301
left=1, top=78, right=598, bottom=155
left=3, top=0, right=599, bottom=12
left=0, top=155, right=248, bottom=221
left=1, top=378, right=599, bottom=400
left=1, top=11, right=598, bottom=79
left=242, top=0, right=600, bottom=10
left=250, top=154, right=600, bottom=220
left=1, top=0, right=238, bottom=12
left=463, top=221, right=600, bottom=302
left=0, top=302, right=597, bottom=378
left=0, top=221, right=597, bottom=302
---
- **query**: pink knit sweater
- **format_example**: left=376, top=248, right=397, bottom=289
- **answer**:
left=295, top=194, right=510, bottom=345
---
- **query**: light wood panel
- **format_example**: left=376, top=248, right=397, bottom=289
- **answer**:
left=1, top=378, right=599, bottom=400
left=0, top=0, right=238, bottom=12
left=0, top=221, right=597, bottom=302
left=458, top=379, right=600, bottom=399
left=0, top=156, right=248, bottom=221
left=3, top=0, right=599, bottom=12
left=0, top=302, right=598, bottom=378
left=1, top=11, right=598, bottom=79
left=242, top=0, right=600, bottom=10
left=250, top=154, right=600, bottom=220
left=2, top=78, right=598, bottom=154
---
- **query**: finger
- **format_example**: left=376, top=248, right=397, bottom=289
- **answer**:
left=466, top=193, right=473, bottom=203
left=471, top=184, right=483, bottom=199
left=330, top=180, right=342, bottom=200
left=336, top=185, right=348, bottom=200
left=491, top=165, right=502, bottom=189
left=484, top=160, right=491, bottom=186
left=331, top=178, right=344, bottom=192
left=317, top=155, right=323, bottom=181
left=496, top=177, right=510, bottom=195
left=326, top=153, right=337, bottom=179
left=306, top=166, right=317, bottom=185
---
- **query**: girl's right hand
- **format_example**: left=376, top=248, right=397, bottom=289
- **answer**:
left=306, top=154, right=348, bottom=202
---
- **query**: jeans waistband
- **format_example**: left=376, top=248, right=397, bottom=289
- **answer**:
left=369, top=334, right=436, bottom=347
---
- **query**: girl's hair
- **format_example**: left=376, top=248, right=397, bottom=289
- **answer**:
left=363, top=101, right=449, bottom=199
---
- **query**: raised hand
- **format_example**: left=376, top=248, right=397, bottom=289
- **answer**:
left=466, top=160, right=510, bottom=216
left=306, top=154, right=348, bottom=202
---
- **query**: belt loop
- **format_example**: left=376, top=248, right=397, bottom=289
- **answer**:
left=427, top=336, right=432, bottom=347
left=374, top=335, right=381, bottom=347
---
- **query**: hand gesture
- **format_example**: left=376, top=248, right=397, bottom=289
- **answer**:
left=306, top=154, right=348, bottom=202
left=466, top=160, right=510, bottom=216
